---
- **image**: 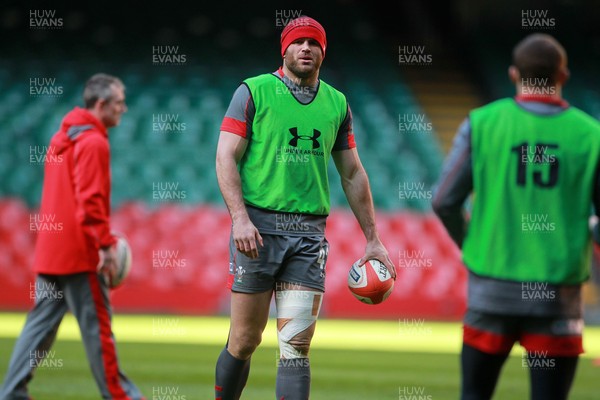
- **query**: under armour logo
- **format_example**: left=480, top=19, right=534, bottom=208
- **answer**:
left=288, top=127, right=321, bottom=149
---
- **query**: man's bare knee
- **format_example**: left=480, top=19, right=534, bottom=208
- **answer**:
left=229, top=331, right=262, bottom=360
left=228, top=290, right=272, bottom=359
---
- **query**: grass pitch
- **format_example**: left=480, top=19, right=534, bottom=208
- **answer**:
left=0, top=313, right=598, bottom=399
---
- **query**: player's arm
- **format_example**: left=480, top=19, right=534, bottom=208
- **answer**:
left=431, top=118, right=473, bottom=248
left=73, top=133, right=117, bottom=271
left=332, top=148, right=396, bottom=279
left=216, top=131, right=263, bottom=259
left=216, top=84, right=263, bottom=259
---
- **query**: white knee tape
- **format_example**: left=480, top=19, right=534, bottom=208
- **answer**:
left=275, top=290, right=323, bottom=359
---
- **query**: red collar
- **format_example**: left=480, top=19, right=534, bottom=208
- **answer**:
left=515, top=95, right=569, bottom=108
left=277, top=67, right=285, bottom=78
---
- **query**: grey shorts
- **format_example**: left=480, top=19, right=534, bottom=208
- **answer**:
left=463, top=309, right=584, bottom=356
left=227, top=234, right=329, bottom=293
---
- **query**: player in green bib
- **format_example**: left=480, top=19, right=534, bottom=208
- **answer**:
left=433, top=34, right=600, bottom=400
left=214, top=16, right=396, bottom=400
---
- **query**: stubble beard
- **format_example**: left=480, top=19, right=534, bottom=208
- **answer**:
left=285, top=57, right=320, bottom=80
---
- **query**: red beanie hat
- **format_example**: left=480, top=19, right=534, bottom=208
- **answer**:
left=280, top=16, right=327, bottom=57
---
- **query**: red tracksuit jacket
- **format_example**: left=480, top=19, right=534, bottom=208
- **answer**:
left=33, top=107, right=116, bottom=274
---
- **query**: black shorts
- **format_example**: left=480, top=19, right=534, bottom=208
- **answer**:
left=227, top=234, right=329, bottom=293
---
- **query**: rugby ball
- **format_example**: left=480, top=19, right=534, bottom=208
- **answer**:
left=348, top=259, right=394, bottom=305
left=100, top=234, right=132, bottom=289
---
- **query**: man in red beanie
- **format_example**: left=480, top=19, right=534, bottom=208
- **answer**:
left=0, top=74, right=144, bottom=400
left=215, top=15, right=396, bottom=400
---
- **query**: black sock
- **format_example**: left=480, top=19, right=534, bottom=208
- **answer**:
left=275, top=357, right=310, bottom=400
left=461, top=343, right=509, bottom=400
left=235, top=355, right=251, bottom=399
left=215, top=347, right=250, bottom=400
left=528, top=354, right=578, bottom=400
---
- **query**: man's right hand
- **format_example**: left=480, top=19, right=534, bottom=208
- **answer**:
left=232, top=216, right=264, bottom=259
left=98, top=245, right=117, bottom=279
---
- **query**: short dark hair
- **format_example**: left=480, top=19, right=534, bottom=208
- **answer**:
left=512, top=33, right=566, bottom=86
left=83, top=73, right=124, bottom=108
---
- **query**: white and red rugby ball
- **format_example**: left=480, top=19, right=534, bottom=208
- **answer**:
left=347, top=259, right=394, bottom=305
left=99, top=233, right=132, bottom=289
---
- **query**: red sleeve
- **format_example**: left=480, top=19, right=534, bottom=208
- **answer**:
left=220, top=117, right=247, bottom=137
left=220, top=84, right=255, bottom=138
left=73, top=134, right=116, bottom=249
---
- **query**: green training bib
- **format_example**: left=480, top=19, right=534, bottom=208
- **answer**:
left=241, top=73, right=347, bottom=215
left=464, top=98, right=600, bottom=284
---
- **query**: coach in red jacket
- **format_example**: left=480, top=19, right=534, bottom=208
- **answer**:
left=0, top=74, right=144, bottom=400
